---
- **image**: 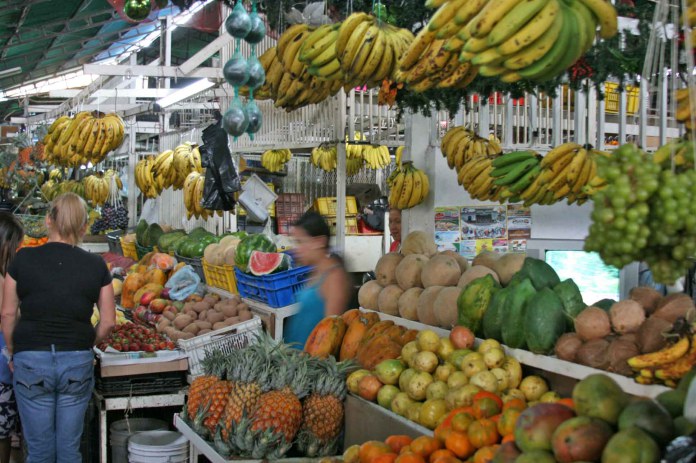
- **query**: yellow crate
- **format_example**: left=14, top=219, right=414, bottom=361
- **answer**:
left=202, top=258, right=239, bottom=294
left=314, top=196, right=359, bottom=216
left=326, top=217, right=359, bottom=235
left=120, top=238, right=138, bottom=260
left=604, top=82, right=639, bottom=115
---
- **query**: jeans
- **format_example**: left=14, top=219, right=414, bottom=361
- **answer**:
left=12, top=348, right=93, bottom=463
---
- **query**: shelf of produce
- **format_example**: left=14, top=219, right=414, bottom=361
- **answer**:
left=344, top=394, right=432, bottom=447
left=174, top=414, right=325, bottom=463
left=362, top=309, right=671, bottom=399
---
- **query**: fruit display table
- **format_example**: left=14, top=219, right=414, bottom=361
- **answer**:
left=95, top=390, right=186, bottom=463
left=363, top=309, right=671, bottom=399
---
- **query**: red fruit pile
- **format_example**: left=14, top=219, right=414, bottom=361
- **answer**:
left=98, top=322, right=175, bottom=352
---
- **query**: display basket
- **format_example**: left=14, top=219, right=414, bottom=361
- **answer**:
left=174, top=253, right=205, bottom=283
left=135, top=242, right=154, bottom=260
left=235, top=266, right=312, bottom=308
left=202, top=258, right=238, bottom=294
left=120, top=238, right=138, bottom=260
left=313, top=196, right=359, bottom=216
left=178, top=317, right=263, bottom=377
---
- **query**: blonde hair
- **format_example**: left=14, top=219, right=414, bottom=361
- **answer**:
left=48, top=193, right=88, bottom=245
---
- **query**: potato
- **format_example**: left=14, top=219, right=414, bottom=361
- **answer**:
left=207, top=311, right=225, bottom=324
left=198, top=329, right=212, bottom=335
left=183, top=324, right=200, bottom=335
left=168, top=330, right=185, bottom=341
left=203, top=295, right=219, bottom=306
left=179, top=331, right=195, bottom=340
left=198, top=310, right=208, bottom=321
left=163, top=326, right=177, bottom=339
left=182, top=302, right=196, bottom=313
left=156, top=318, right=170, bottom=333
left=193, top=301, right=211, bottom=313
left=163, top=311, right=176, bottom=321
left=220, top=304, right=238, bottom=318
left=238, top=310, right=252, bottom=321
left=225, top=316, right=240, bottom=326
left=237, top=302, right=249, bottom=312
left=183, top=308, right=196, bottom=318
left=195, top=321, right=213, bottom=330
left=213, top=321, right=227, bottom=331
left=173, top=314, right=194, bottom=330
left=610, top=300, right=645, bottom=334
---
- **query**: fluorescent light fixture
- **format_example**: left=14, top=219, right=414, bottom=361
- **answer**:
left=0, top=67, right=22, bottom=78
left=156, top=79, right=215, bottom=108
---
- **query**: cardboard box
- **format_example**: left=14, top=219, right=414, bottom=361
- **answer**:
left=99, top=357, right=188, bottom=378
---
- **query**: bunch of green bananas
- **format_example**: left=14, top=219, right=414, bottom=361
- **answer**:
left=43, top=112, right=125, bottom=167
left=261, top=148, right=292, bottom=173
left=310, top=144, right=338, bottom=172
left=489, top=151, right=543, bottom=204
left=335, top=12, right=414, bottom=89
left=387, top=162, right=430, bottom=209
left=440, top=125, right=502, bottom=172
left=41, top=179, right=85, bottom=201
left=652, top=138, right=696, bottom=171
left=83, top=170, right=123, bottom=206
left=403, top=0, right=617, bottom=85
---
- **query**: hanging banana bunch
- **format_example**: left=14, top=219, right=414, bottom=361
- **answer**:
left=311, top=144, right=338, bottom=172
left=261, top=148, right=293, bottom=173
left=387, top=161, right=430, bottom=209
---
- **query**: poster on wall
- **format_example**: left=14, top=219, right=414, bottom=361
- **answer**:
left=507, top=204, right=532, bottom=252
left=459, top=240, right=476, bottom=259
left=435, top=207, right=461, bottom=251
left=461, top=206, right=508, bottom=240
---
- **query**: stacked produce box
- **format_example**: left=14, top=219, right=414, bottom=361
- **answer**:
left=314, top=196, right=360, bottom=235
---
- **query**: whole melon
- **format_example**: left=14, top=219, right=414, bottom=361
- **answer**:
left=395, top=254, right=429, bottom=290
left=421, top=255, right=461, bottom=287
left=439, top=250, right=469, bottom=273
left=433, top=287, right=462, bottom=328
left=458, top=265, right=500, bottom=288
left=223, top=245, right=237, bottom=266
left=211, top=245, right=227, bottom=266
left=398, top=287, right=423, bottom=321
left=358, top=280, right=383, bottom=310
left=492, top=253, right=526, bottom=286
left=378, top=285, right=404, bottom=316
left=375, top=253, right=404, bottom=287
left=417, top=286, right=444, bottom=326
left=472, top=250, right=501, bottom=270
left=401, top=231, right=437, bottom=257
left=203, top=243, right=219, bottom=264
left=235, top=234, right=276, bottom=272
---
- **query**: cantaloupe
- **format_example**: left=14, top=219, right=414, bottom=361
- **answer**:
left=375, top=253, right=404, bottom=287
left=492, top=253, right=525, bottom=286
left=378, top=285, right=404, bottom=316
left=401, top=231, right=437, bottom=257
left=458, top=265, right=500, bottom=288
left=395, top=254, right=428, bottom=290
left=398, top=287, right=423, bottom=321
left=440, top=250, right=469, bottom=274
left=358, top=280, right=383, bottom=310
left=472, top=250, right=501, bottom=270
left=433, top=286, right=462, bottom=329
left=204, top=243, right=219, bottom=264
left=421, top=255, right=461, bottom=287
left=417, top=286, right=443, bottom=326
left=219, top=235, right=241, bottom=249
left=223, top=245, right=237, bottom=266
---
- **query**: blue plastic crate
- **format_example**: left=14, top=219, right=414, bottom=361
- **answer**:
left=235, top=266, right=312, bottom=308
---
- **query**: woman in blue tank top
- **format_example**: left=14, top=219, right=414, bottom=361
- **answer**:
left=284, top=212, right=352, bottom=347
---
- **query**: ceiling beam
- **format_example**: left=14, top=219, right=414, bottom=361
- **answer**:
left=177, top=34, right=232, bottom=75
left=28, top=102, right=219, bottom=112
left=82, top=64, right=223, bottom=79
left=48, top=88, right=178, bottom=98
left=0, top=5, right=31, bottom=60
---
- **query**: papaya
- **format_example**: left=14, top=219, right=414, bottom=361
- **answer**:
left=600, top=427, right=660, bottom=463
left=524, top=287, right=566, bottom=354
left=383, top=325, right=406, bottom=344
left=482, top=286, right=510, bottom=341
left=340, top=316, right=373, bottom=361
left=400, top=329, right=418, bottom=345
left=121, top=273, right=146, bottom=309
left=553, top=279, right=586, bottom=329
left=341, top=308, right=362, bottom=326
left=304, top=316, right=347, bottom=358
left=135, top=219, right=148, bottom=245
left=501, top=278, right=536, bottom=349
left=139, top=251, right=156, bottom=267
left=132, top=283, right=164, bottom=308
left=144, top=268, right=168, bottom=286
left=457, top=274, right=500, bottom=335
left=617, top=399, right=675, bottom=446
left=361, top=311, right=380, bottom=325
left=356, top=335, right=403, bottom=370
left=513, top=257, right=561, bottom=291
left=359, top=320, right=395, bottom=348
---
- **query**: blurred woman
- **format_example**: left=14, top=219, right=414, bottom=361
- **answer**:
left=284, top=212, right=352, bottom=347
left=0, top=213, right=23, bottom=463
left=388, top=207, right=402, bottom=253
left=1, top=193, right=115, bottom=463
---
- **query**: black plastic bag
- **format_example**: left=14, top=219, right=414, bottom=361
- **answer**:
left=663, top=434, right=696, bottom=463
left=199, top=117, right=241, bottom=211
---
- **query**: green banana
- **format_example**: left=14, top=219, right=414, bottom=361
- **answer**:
left=508, top=163, right=542, bottom=193
left=493, top=157, right=539, bottom=186
left=491, top=150, right=535, bottom=168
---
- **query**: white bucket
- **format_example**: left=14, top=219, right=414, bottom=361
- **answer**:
left=127, top=431, right=189, bottom=463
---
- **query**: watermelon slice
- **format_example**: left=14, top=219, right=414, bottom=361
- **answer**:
left=248, top=251, right=291, bottom=276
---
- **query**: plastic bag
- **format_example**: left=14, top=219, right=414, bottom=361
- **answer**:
left=663, top=435, right=696, bottom=463
left=164, top=265, right=201, bottom=301
left=200, top=118, right=240, bottom=211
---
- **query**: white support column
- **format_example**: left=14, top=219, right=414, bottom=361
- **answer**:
left=400, top=111, right=435, bottom=239
left=528, top=94, right=538, bottom=145
left=504, top=96, right=514, bottom=148
left=638, top=79, right=648, bottom=148
left=574, top=89, right=586, bottom=146
left=335, top=91, right=348, bottom=253
left=127, top=120, right=138, bottom=227
left=587, top=84, right=597, bottom=148
left=163, top=15, right=172, bottom=133
left=596, top=83, right=606, bottom=150
left=659, top=69, right=668, bottom=147
left=478, top=101, right=490, bottom=139
left=552, top=88, right=562, bottom=147
left=618, top=85, right=628, bottom=144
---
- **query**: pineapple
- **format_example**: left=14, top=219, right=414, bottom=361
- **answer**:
left=185, top=352, right=221, bottom=423
left=220, top=349, right=269, bottom=439
left=202, top=378, right=233, bottom=436
left=297, top=358, right=350, bottom=457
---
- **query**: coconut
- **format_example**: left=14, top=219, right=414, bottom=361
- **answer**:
left=576, top=338, right=611, bottom=370
left=574, top=307, right=612, bottom=341
left=554, top=333, right=584, bottom=362
left=610, top=300, right=646, bottom=334
left=629, top=286, right=663, bottom=314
